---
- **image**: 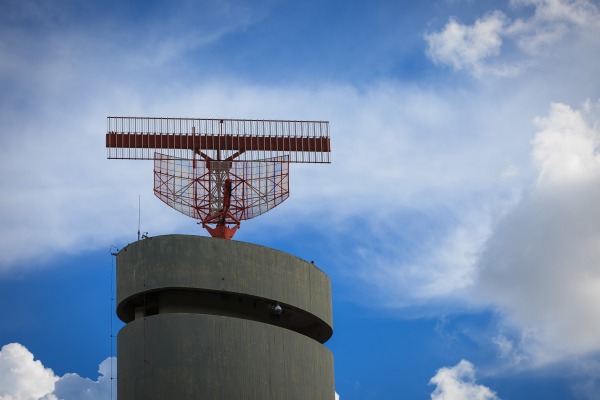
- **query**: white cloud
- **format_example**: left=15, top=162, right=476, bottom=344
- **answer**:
left=420, top=2, right=600, bottom=376
left=511, top=0, right=598, bottom=26
left=353, top=207, right=496, bottom=310
left=532, top=101, right=600, bottom=186
left=0, top=45, right=532, bottom=273
left=1, top=0, right=599, bottom=376
left=0, top=1, right=274, bottom=270
left=0, top=342, right=114, bottom=400
left=0, top=3, right=597, bottom=359
left=425, top=12, right=509, bottom=76
left=44, top=357, right=116, bottom=400
left=0, top=341, right=335, bottom=400
left=0, top=343, right=57, bottom=400
left=0, top=0, right=595, bottom=321
left=0, top=1, right=540, bottom=327
left=429, top=360, right=499, bottom=400
left=508, top=0, right=600, bottom=55
left=2, top=0, right=600, bottom=397
left=425, top=0, right=600, bottom=76
left=477, top=100, right=600, bottom=366
left=491, top=334, right=529, bottom=367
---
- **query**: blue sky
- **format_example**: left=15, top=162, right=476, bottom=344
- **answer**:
left=1, top=0, right=600, bottom=399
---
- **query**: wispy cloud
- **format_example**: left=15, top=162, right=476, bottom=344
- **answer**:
left=0, top=1, right=273, bottom=270
left=425, top=0, right=600, bottom=77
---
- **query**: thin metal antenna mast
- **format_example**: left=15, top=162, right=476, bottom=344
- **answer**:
left=137, top=195, right=141, bottom=241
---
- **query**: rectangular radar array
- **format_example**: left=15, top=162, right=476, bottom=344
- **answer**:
left=106, top=117, right=331, bottom=163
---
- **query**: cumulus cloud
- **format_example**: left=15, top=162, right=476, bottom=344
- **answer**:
left=0, top=342, right=114, bottom=400
left=532, top=101, right=600, bottom=186
left=425, top=0, right=600, bottom=76
left=0, top=343, right=57, bottom=400
left=429, top=360, right=499, bottom=400
left=43, top=357, right=116, bottom=400
left=477, top=100, right=600, bottom=366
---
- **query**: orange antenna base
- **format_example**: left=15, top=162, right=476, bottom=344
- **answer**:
left=203, top=224, right=239, bottom=240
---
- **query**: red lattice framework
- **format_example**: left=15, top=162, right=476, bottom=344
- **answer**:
left=106, top=117, right=330, bottom=239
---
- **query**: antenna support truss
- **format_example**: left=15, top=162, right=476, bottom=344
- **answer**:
left=106, top=117, right=331, bottom=239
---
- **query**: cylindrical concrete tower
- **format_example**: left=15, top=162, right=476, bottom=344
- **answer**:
left=116, top=234, right=334, bottom=399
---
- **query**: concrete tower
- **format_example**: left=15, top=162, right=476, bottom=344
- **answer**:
left=116, top=234, right=334, bottom=399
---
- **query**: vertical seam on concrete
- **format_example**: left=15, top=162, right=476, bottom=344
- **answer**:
left=142, top=240, right=147, bottom=400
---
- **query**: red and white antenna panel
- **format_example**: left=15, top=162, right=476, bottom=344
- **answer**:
left=106, top=117, right=330, bottom=239
left=106, top=117, right=330, bottom=163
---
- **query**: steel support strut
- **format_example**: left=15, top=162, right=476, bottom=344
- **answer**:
left=202, top=179, right=240, bottom=239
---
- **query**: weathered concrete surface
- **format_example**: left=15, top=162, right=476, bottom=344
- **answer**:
left=118, top=314, right=334, bottom=400
left=116, top=235, right=332, bottom=329
left=116, top=235, right=335, bottom=400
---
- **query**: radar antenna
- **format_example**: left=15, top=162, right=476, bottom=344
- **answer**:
left=106, top=117, right=331, bottom=239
